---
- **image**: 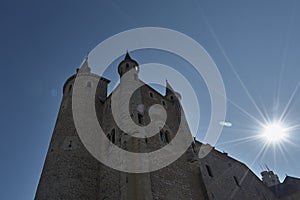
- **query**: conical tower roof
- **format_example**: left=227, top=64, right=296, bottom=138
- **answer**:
left=117, top=51, right=139, bottom=76
left=78, top=56, right=91, bottom=73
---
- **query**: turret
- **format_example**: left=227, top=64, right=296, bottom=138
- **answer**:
left=118, top=51, right=139, bottom=77
left=35, top=56, right=110, bottom=200
left=261, top=170, right=280, bottom=187
left=165, top=80, right=181, bottom=101
left=63, top=57, right=110, bottom=101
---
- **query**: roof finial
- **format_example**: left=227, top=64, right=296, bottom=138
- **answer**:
left=166, top=79, right=175, bottom=93
left=125, top=50, right=132, bottom=60
left=77, top=53, right=91, bottom=73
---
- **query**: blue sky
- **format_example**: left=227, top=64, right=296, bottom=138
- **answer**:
left=0, top=0, right=300, bottom=199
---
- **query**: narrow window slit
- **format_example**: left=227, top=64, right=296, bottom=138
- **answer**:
left=206, top=165, right=213, bottom=177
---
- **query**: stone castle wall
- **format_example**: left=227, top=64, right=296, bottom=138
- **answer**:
left=35, top=62, right=279, bottom=200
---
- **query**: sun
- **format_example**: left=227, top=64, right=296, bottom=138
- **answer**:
left=262, top=122, right=287, bottom=143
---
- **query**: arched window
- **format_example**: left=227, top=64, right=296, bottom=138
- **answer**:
left=126, top=63, right=129, bottom=69
left=138, top=113, right=143, bottom=124
left=149, top=91, right=154, bottom=98
left=160, top=130, right=170, bottom=143
left=111, top=129, right=116, bottom=144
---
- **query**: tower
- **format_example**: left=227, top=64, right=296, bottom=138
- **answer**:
left=261, top=170, right=280, bottom=187
left=35, top=52, right=283, bottom=200
left=35, top=58, right=111, bottom=199
left=35, top=52, right=205, bottom=200
left=118, top=51, right=139, bottom=77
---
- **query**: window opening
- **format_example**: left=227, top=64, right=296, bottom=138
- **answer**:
left=111, top=129, right=116, bottom=144
left=233, top=176, right=240, bottom=187
left=138, top=113, right=143, bottom=124
left=206, top=165, right=213, bottom=177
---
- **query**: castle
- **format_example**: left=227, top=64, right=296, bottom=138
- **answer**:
left=35, top=52, right=300, bottom=199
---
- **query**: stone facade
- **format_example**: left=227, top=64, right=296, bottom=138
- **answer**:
left=35, top=53, right=289, bottom=200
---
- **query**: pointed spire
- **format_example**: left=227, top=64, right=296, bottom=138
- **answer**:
left=166, top=80, right=175, bottom=96
left=118, top=51, right=139, bottom=77
left=78, top=54, right=91, bottom=73
left=124, top=50, right=132, bottom=60
left=165, top=80, right=181, bottom=100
